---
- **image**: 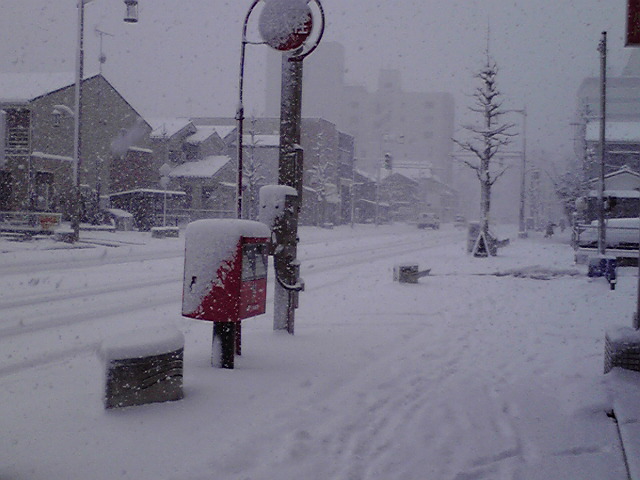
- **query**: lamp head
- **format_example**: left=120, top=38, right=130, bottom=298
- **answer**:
left=124, top=0, right=138, bottom=23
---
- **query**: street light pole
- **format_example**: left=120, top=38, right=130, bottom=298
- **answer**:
left=71, top=0, right=87, bottom=242
left=598, top=31, right=607, bottom=255
left=506, top=108, right=528, bottom=237
left=71, top=0, right=138, bottom=242
left=236, top=1, right=262, bottom=220
left=517, top=109, right=528, bottom=238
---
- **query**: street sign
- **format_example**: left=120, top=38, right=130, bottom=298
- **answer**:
left=258, top=0, right=313, bottom=51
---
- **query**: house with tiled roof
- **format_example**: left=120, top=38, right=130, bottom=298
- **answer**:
left=0, top=72, right=151, bottom=223
left=167, top=156, right=236, bottom=220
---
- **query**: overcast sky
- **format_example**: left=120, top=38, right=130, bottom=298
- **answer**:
left=0, top=0, right=632, bottom=162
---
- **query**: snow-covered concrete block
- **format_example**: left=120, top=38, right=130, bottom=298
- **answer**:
left=100, top=325, right=185, bottom=409
left=605, top=326, right=640, bottom=374
left=393, top=264, right=430, bottom=283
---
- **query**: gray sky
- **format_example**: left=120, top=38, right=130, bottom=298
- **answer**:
left=0, top=0, right=631, bottom=161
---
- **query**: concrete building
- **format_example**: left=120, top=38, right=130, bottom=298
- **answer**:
left=576, top=49, right=640, bottom=178
left=179, top=117, right=355, bottom=226
left=265, top=42, right=456, bottom=187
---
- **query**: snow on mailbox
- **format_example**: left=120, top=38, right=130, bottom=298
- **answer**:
left=182, top=219, right=270, bottom=323
left=183, top=219, right=270, bottom=369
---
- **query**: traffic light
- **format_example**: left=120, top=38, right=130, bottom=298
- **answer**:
left=384, top=153, right=393, bottom=170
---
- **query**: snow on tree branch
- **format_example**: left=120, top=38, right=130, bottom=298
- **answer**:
left=452, top=52, right=515, bottom=252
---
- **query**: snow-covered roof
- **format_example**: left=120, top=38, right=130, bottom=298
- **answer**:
left=354, top=168, right=377, bottom=182
left=128, top=146, right=153, bottom=154
left=588, top=165, right=640, bottom=186
left=186, top=126, right=221, bottom=144
left=106, top=208, right=133, bottom=218
left=32, top=151, right=73, bottom=162
left=587, top=189, right=640, bottom=198
left=605, top=165, right=640, bottom=178
left=213, top=126, right=236, bottom=140
left=0, top=72, right=81, bottom=102
left=168, top=156, right=230, bottom=178
left=586, top=121, right=640, bottom=142
left=149, top=118, right=194, bottom=139
left=110, top=188, right=186, bottom=196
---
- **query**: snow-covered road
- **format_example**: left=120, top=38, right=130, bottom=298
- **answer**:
left=0, top=226, right=457, bottom=376
left=0, top=224, right=632, bottom=479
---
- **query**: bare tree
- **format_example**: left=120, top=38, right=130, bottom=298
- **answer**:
left=308, top=156, right=335, bottom=226
left=454, top=53, right=515, bottom=255
left=548, top=155, right=590, bottom=226
left=244, top=118, right=265, bottom=220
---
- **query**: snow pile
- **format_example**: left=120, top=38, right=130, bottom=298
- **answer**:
left=493, top=265, right=583, bottom=280
left=259, top=184, right=297, bottom=230
left=99, top=324, right=184, bottom=361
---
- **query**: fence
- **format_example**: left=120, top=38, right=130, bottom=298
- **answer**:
left=0, top=211, right=62, bottom=235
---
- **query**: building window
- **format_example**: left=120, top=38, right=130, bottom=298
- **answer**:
left=183, top=185, right=192, bottom=209
left=0, top=171, right=12, bottom=210
left=202, top=185, right=215, bottom=206
left=5, top=108, right=30, bottom=155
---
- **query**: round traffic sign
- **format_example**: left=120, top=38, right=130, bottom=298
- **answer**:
left=258, top=0, right=313, bottom=51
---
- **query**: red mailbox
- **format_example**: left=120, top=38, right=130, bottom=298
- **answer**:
left=182, top=219, right=270, bottom=323
left=183, top=219, right=270, bottom=369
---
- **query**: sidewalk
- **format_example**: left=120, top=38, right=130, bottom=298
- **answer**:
left=608, top=362, right=640, bottom=479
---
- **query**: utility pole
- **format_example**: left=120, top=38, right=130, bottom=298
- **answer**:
left=517, top=109, right=527, bottom=238
left=598, top=31, right=607, bottom=255
left=273, top=52, right=304, bottom=334
left=253, top=0, right=325, bottom=335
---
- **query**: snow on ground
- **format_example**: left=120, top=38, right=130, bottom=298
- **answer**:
left=0, top=223, right=636, bottom=479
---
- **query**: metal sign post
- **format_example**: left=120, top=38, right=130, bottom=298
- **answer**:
left=274, top=52, right=304, bottom=333
left=255, top=0, right=325, bottom=334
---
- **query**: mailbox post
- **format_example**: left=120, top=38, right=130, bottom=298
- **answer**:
left=182, top=219, right=270, bottom=368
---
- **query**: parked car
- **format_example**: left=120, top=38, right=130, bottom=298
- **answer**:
left=417, top=212, right=440, bottom=229
left=576, top=217, right=639, bottom=250
left=454, top=215, right=467, bottom=228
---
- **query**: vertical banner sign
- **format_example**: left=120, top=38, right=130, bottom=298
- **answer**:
left=628, top=0, right=640, bottom=45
